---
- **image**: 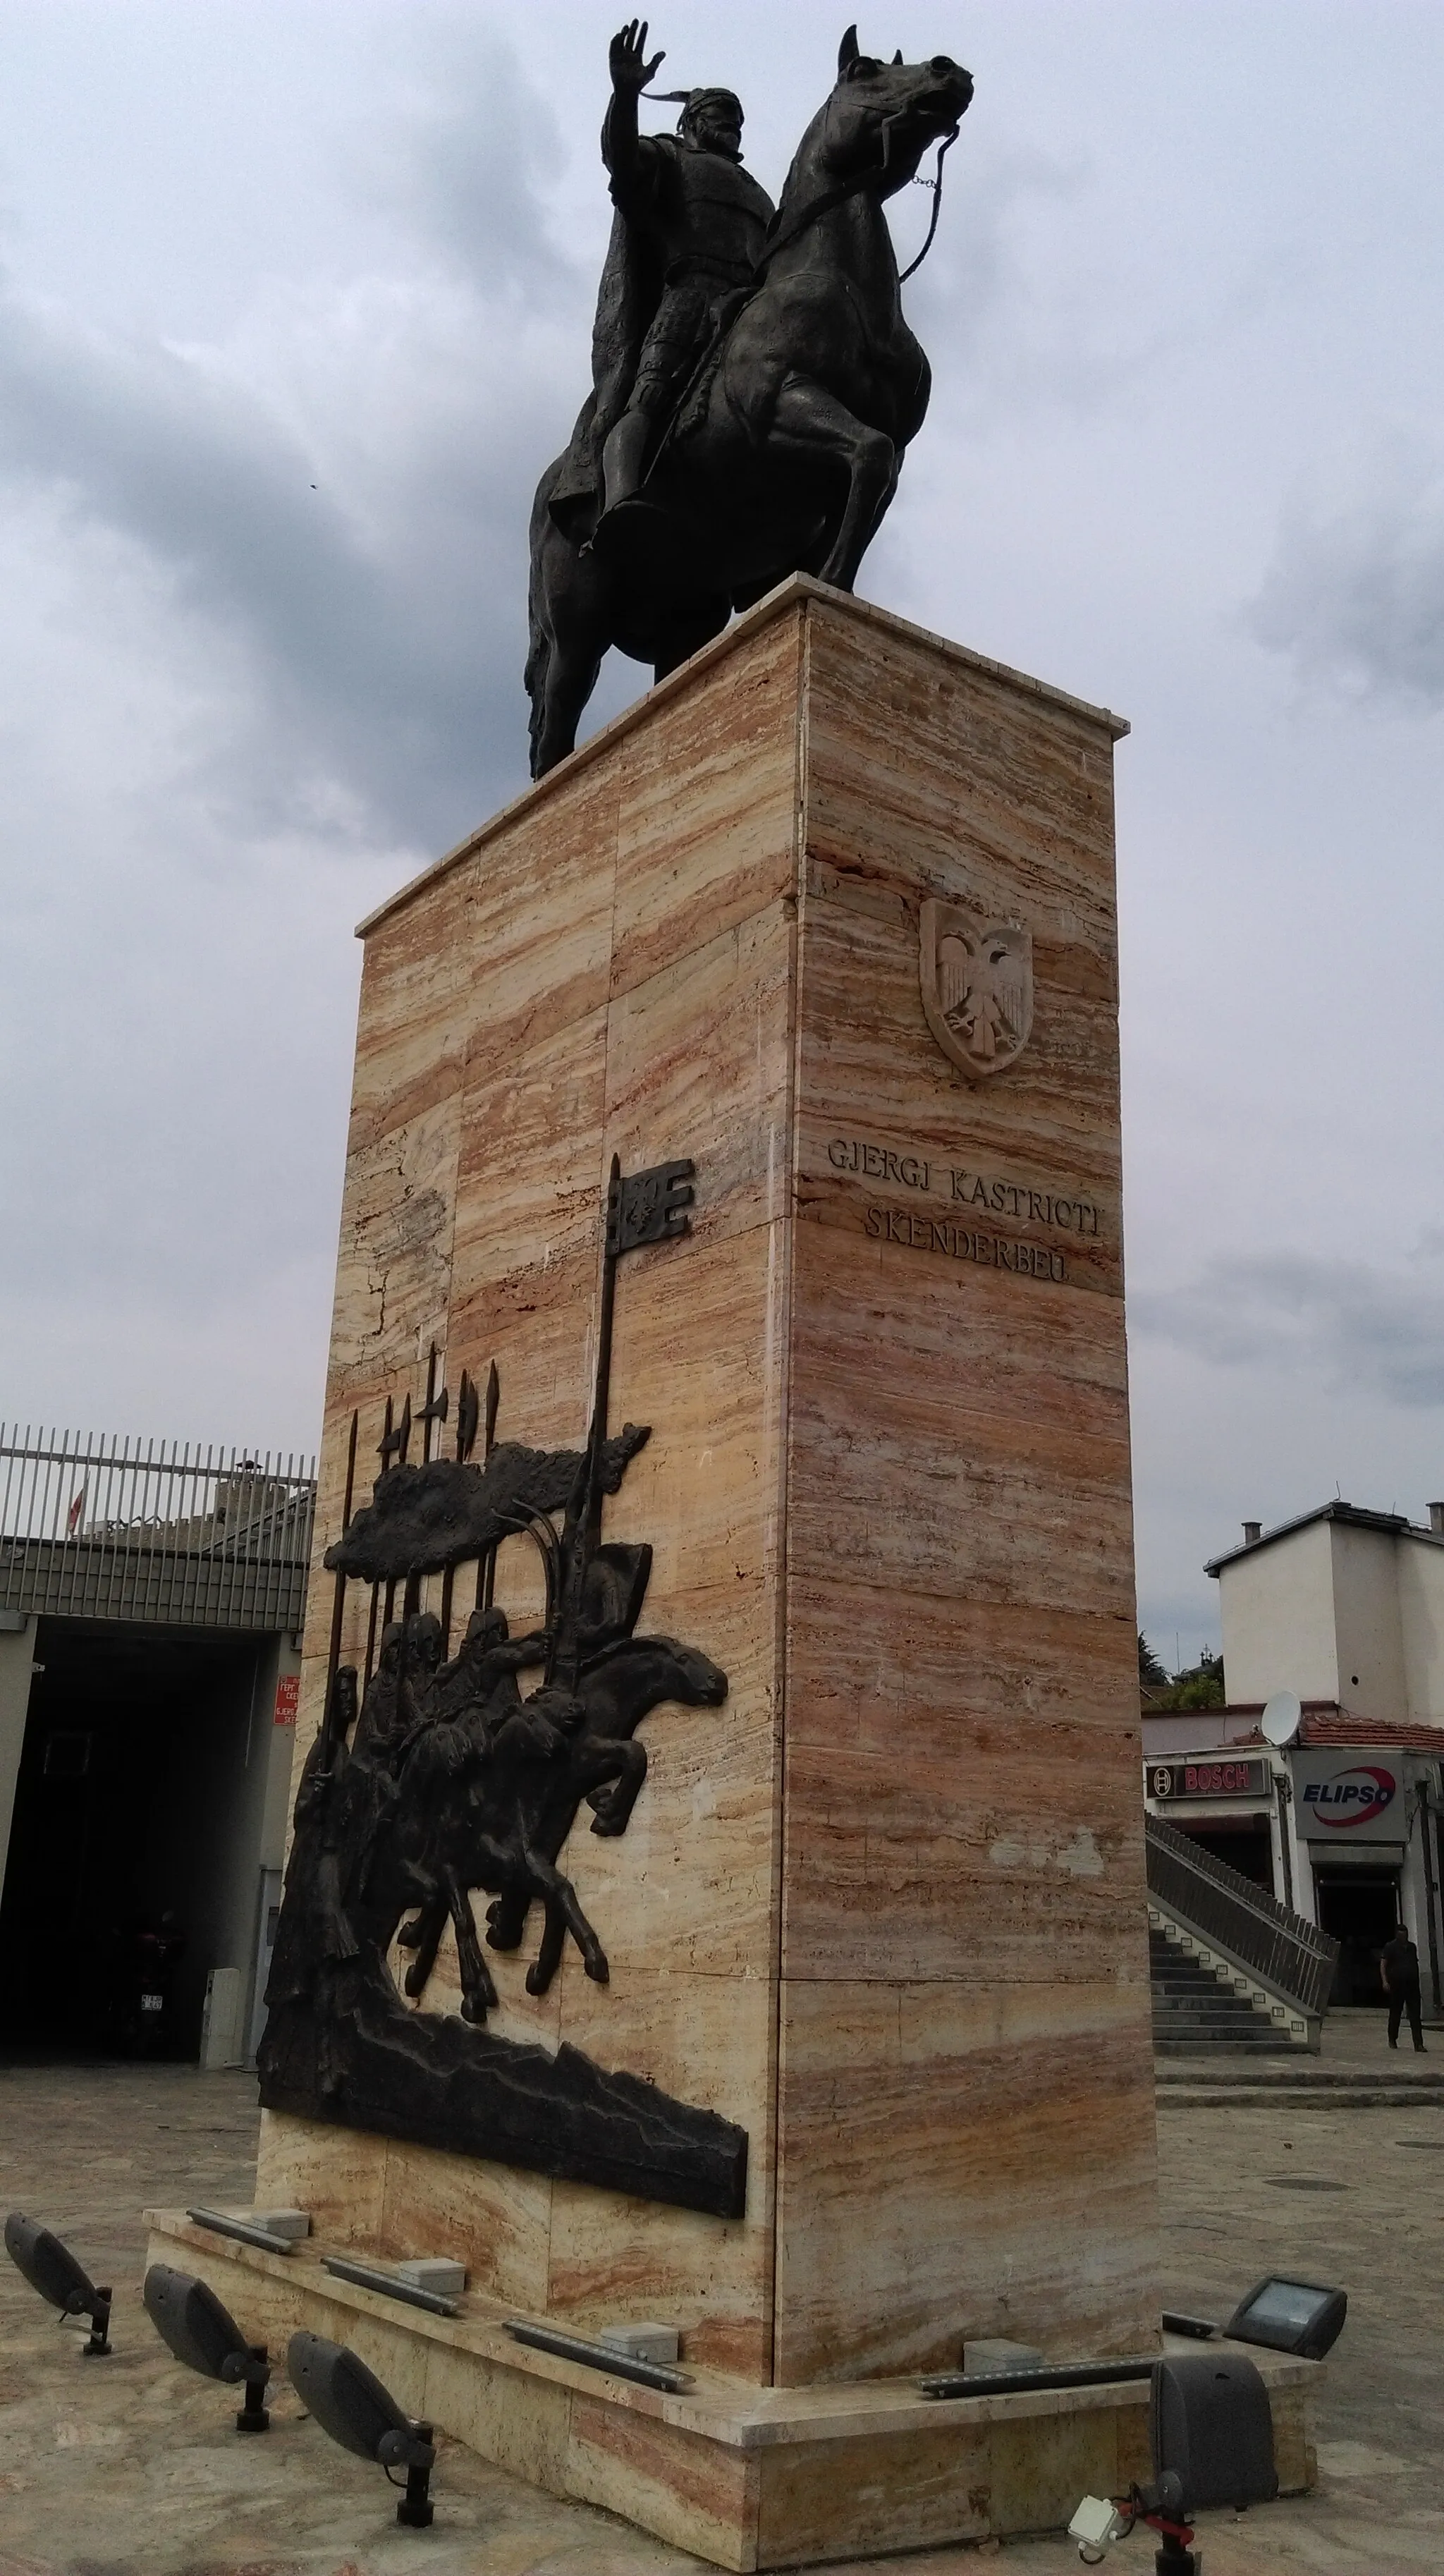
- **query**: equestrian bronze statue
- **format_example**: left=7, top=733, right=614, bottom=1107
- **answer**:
left=526, top=22, right=973, bottom=774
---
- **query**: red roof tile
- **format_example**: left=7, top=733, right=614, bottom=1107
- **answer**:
left=1223, top=1710, right=1444, bottom=1752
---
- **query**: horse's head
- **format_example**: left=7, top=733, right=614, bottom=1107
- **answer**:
left=663, top=1640, right=729, bottom=1709
left=821, top=25, right=972, bottom=200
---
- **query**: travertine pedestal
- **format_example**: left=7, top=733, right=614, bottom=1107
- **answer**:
left=171, top=580, right=1177, bottom=2565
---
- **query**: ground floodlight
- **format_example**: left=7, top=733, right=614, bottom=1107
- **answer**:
left=4, top=2212, right=111, bottom=2354
left=288, top=2329, right=436, bottom=2527
left=1151, top=2350, right=1277, bottom=2512
left=1224, top=2275, right=1347, bottom=2360
left=1065, top=2353, right=1279, bottom=2570
left=142, top=2264, right=270, bottom=2430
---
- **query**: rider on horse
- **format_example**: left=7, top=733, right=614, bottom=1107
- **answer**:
left=549, top=20, right=774, bottom=550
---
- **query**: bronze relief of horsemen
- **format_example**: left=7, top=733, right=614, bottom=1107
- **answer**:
left=265, top=1543, right=727, bottom=2053
left=261, top=1159, right=733, bottom=2099
left=527, top=21, right=973, bottom=775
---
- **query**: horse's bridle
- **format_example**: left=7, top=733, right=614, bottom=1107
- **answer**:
left=751, top=116, right=960, bottom=283
left=898, top=128, right=958, bottom=281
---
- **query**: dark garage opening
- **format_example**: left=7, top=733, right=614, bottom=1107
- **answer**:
left=1314, top=1869, right=1400, bottom=2007
left=1174, top=1817, right=1275, bottom=1893
left=0, top=1619, right=275, bottom=2056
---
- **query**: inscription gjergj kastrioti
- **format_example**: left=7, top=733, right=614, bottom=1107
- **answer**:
left=827, top=1138, right=1105, bottom=1288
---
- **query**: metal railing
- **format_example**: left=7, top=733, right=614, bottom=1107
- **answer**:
left=0, top=1425, right=316, bottom=1631
left=1145, top=1813, right=1338, bottom=2020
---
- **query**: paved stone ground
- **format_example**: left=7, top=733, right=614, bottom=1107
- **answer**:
left=1, top=2040, right=1440, bottom=2575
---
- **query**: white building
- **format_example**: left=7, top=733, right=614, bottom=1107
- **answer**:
left=1141, top=1501, right=1444, bottom=2011
left=1209, top=1499, right=1444, bottom=1726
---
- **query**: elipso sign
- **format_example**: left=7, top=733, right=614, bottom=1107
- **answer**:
left=1296, top=1757, right=1402, bottom=1838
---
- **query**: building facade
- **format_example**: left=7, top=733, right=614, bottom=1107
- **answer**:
left=0, top=1425, right=314, bottom=2060
left=1142, top=1502, right=1444, bottom=2008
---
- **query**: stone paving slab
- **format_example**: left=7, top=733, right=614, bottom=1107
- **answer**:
left=1, top=2056, right=1442, bottom=2572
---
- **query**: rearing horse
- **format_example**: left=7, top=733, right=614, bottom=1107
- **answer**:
left=526, top=30, right=973, bottom=776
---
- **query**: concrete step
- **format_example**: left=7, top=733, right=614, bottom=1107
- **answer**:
left=1152, top=2009, right=1278, bottom=2024
left=1155, top=2037, right=1297, bottom=2057
left=1155, top=2057, right=1444, bottom=2088
left=1159, top=2084, right=1444, bottom=2108
left=1152, top=2002, right=1284, bottom=2033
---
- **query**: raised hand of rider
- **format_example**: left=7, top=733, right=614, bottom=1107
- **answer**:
left=610, top=20, right=665, bottom=95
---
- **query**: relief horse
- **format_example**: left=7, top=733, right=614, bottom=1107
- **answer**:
left=526, top=30, right=973, bottom=776
left=485, top=1632, right=728, bottom=1992
left=389, top=1630, right=727, bottom=2019
left=377, top=1683, right=608, bottom=2022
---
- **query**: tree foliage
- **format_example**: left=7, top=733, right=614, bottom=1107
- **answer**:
left=1150, top=1646, right=1227, bottom=1711
left=1138, top=1632, right=1169, bottom=1689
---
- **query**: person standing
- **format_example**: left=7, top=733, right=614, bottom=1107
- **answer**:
left=1381, top=1922, right=1426, bottom=2051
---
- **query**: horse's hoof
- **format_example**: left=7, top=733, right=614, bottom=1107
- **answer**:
left=396, top=1917, right=422, bottom=1951
left=584, top=1952, right=610, bottom=1985
left=590, top=1810, right=625, bottom=1837
left=460, top=1996, right=489, bottom=2025
left=487, top=1922, right=522, bottom=1953
left=403, top=1965, right=427, bottom=1998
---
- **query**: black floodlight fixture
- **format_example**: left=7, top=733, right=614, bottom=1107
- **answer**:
left=1152, top=2351, right=1277, bottom=2510
left=4, top=2212, right=111, bottom=2354
left=1067, top=2354, right=1277, bottom=2569
left=1224, top=2275, right=1347, bottom=2361
left=287, top=2330, right=436, bottom=2527
left=142, top=2264, right=270, bottom=2430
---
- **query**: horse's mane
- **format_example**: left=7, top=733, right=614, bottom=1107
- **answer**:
left=771, top=93, right=840, bottom=223
left=580, top=1630, right=680, bottom=1675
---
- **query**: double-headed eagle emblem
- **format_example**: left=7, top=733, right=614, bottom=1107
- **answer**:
left=919, top=896, right=1034, bottom=1080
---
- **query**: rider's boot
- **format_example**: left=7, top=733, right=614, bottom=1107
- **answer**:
left=589, top=410, right=654, bottom=552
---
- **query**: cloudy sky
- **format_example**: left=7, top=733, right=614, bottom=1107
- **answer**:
left=1, top=1, right=1442, bottom=1663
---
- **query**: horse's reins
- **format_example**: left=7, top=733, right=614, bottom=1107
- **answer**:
left=898, top=126, right=958, bottom=281
left=749, top=120, right=960, bottom=284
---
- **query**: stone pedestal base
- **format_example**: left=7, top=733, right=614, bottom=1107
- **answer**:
left=145, top=2214, right=1316, bottom=2569
left=252, top=580, right=1184, bottom=2563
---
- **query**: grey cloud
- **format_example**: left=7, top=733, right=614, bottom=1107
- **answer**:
left=0, top=36, right=594, bottom=852
left=1132, top=1249, right=1444, bottom=1409
left=903, top=138, right=1171, bottom=427
left=1248, top=452, right=1444, bottom=709
left=0, top=268, right=563, bottom=843
left=348, top=28, right=577, bottom=295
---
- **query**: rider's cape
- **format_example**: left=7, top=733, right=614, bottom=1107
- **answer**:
left=548, top=139, right=676, bottom=548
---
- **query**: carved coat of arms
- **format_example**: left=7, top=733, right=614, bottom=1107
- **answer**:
left=919, top=898, right=1033, bottom=1080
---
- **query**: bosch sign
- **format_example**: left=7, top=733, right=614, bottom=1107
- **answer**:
left=1148, top=1758, right=1269, bottom=1802
left=1299, top=1763, right=1398, bottom=1831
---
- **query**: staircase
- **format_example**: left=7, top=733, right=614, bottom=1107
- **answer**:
left=1150, top=1922, right=1300, bottom=2053
left=1146, top=1814, right=1340, bottom=2057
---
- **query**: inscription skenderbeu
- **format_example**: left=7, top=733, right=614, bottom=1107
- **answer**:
left=826, top=1135, right=1102, bottom=1289
left=866, top=1203, right=1067, bottom=1281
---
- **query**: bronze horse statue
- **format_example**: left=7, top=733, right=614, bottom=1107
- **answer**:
left=526, top=28, right=973, bottom=776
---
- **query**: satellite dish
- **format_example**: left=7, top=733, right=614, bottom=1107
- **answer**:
left=1261, top=1690, right=1302, bottom=1749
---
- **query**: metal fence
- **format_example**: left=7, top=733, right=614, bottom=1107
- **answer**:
left=0, top=1426, right=317, bottom=1632
left=1145, top=1812, right=1339, bottom=2020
